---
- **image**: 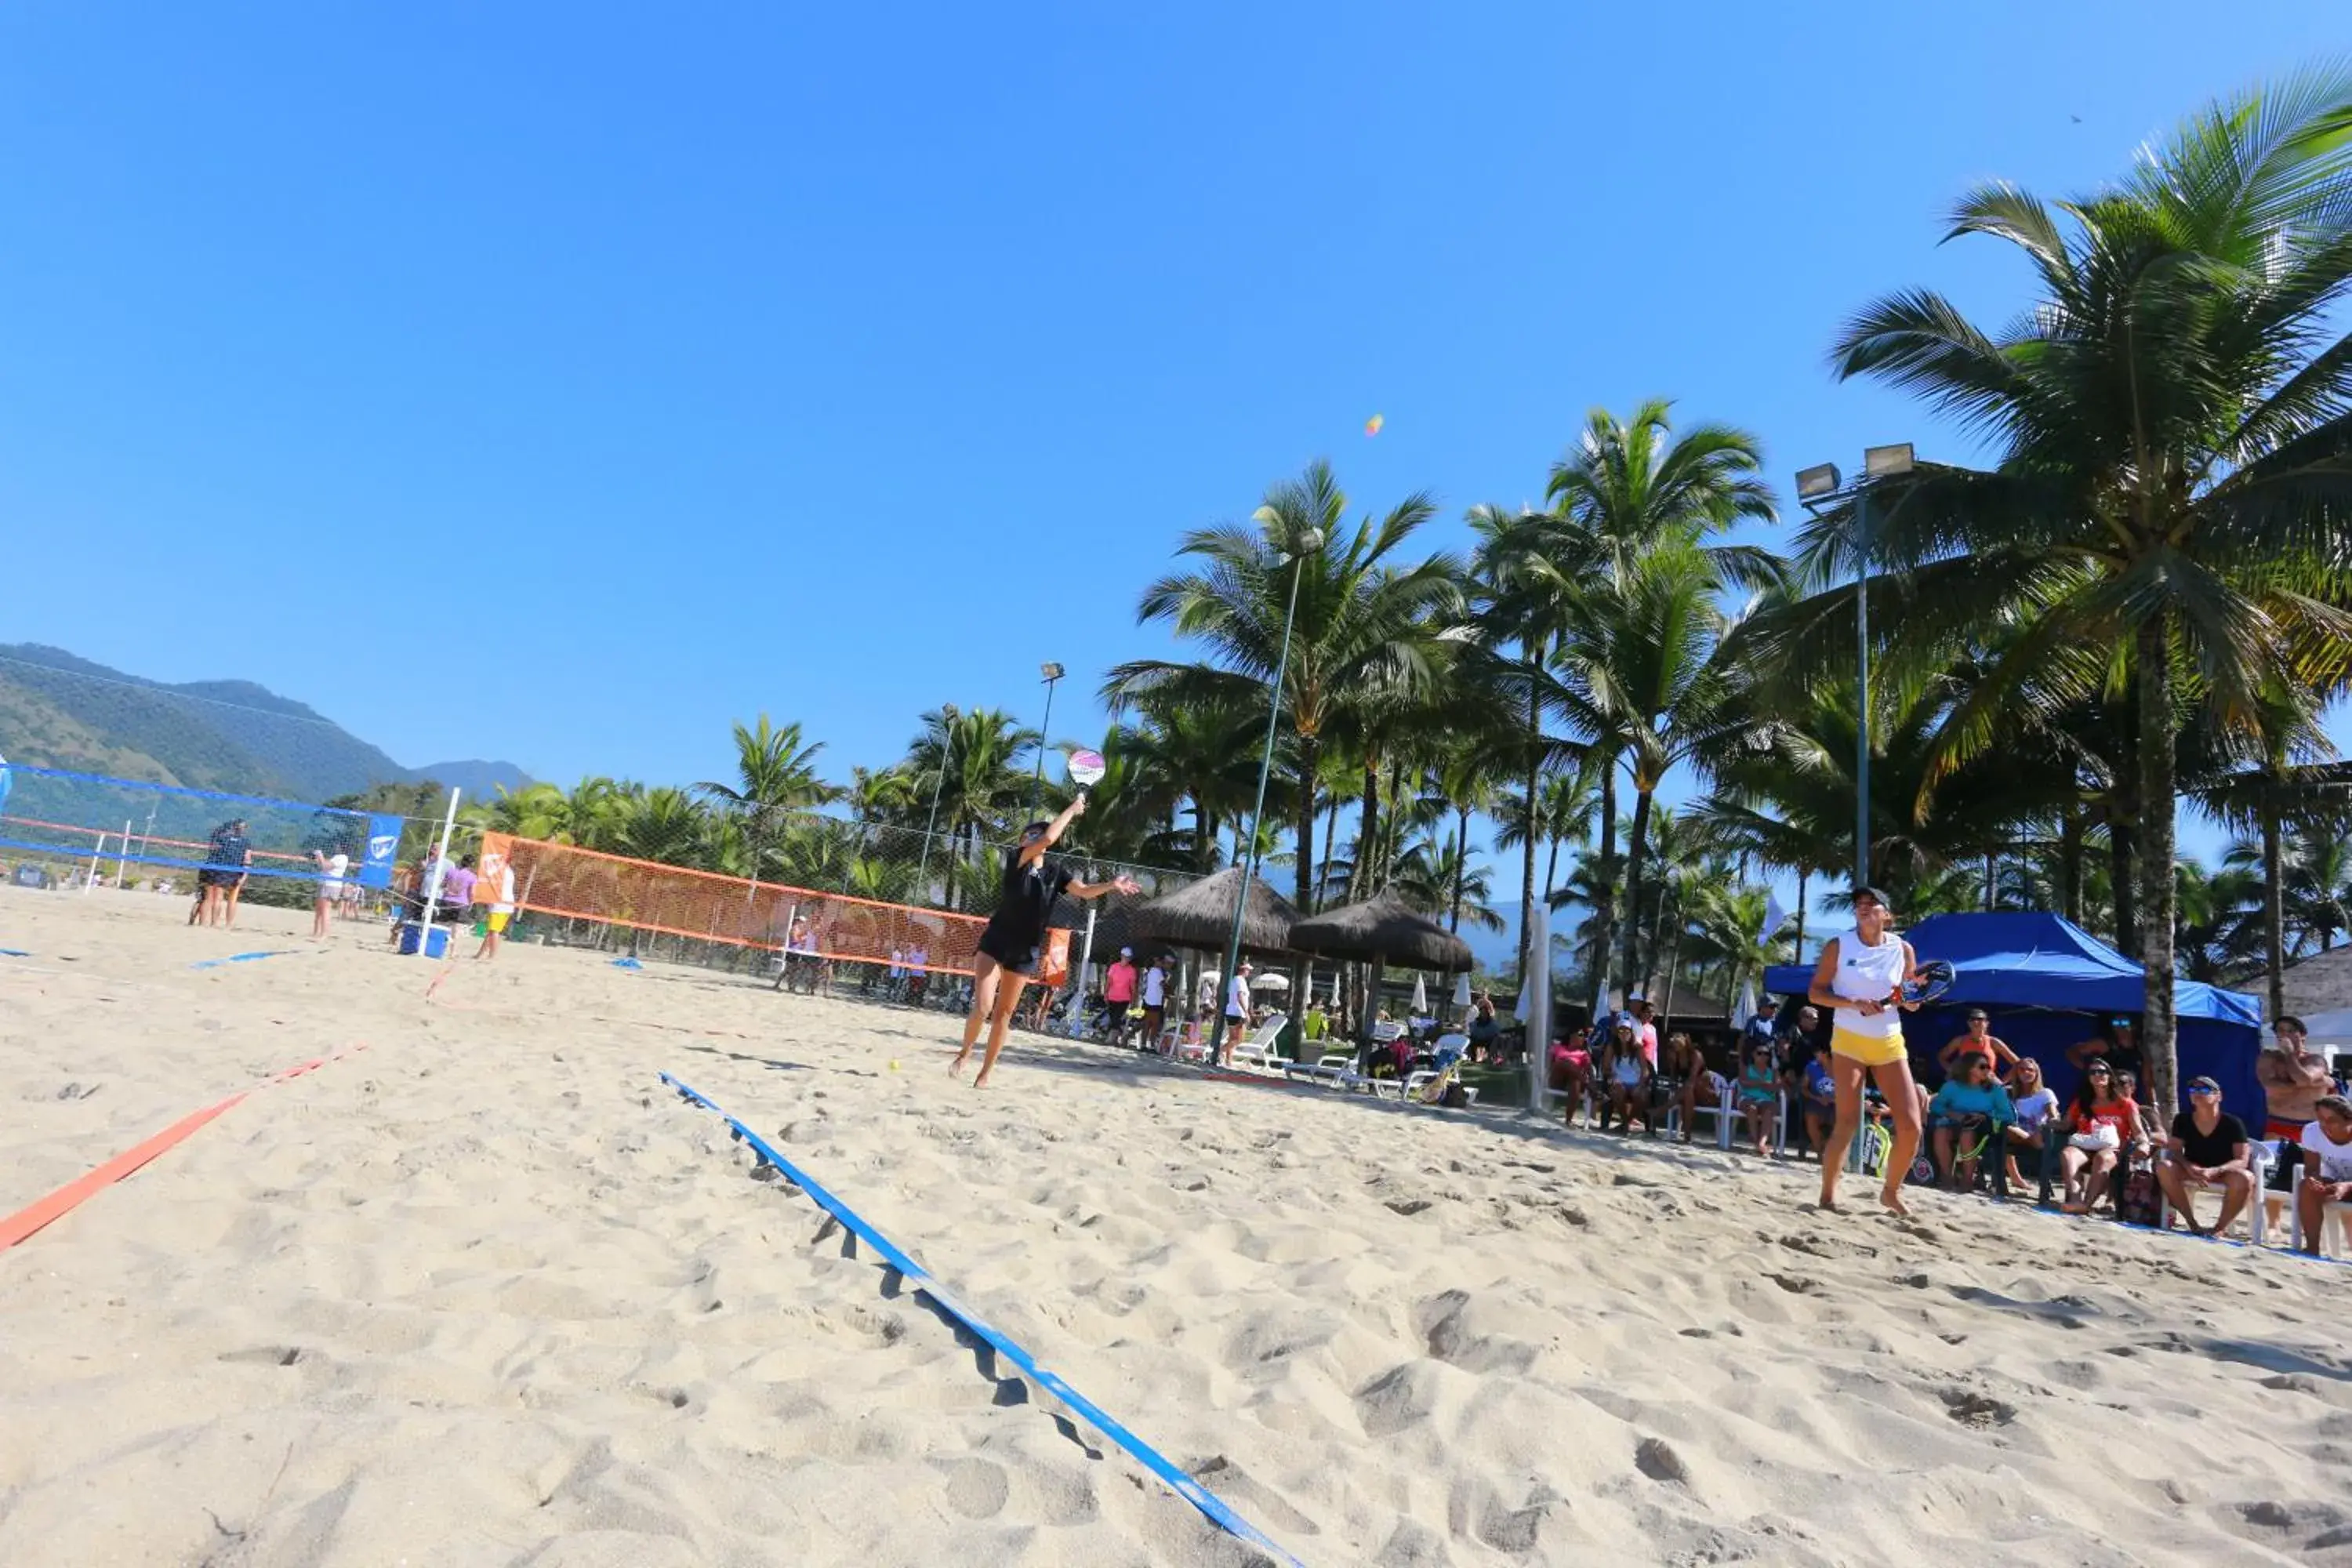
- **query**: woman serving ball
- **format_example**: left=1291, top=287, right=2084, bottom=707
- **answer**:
left=953, top=756, right=1138, bottom=1088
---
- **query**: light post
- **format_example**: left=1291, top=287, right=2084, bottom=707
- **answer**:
left=914, top=702, right=958, bottom=905
left=1794, top=443, right=1914, bottom=896
left=1030, top=662, right=1064, bottom=818
left=1219, top=524, right=1322, bottom=1036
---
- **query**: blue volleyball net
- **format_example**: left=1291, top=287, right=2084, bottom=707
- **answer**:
left=0, top=761, right=400, bottom=887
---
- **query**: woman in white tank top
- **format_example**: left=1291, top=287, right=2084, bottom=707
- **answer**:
left=1807, top=887, right=1926, bottom=1214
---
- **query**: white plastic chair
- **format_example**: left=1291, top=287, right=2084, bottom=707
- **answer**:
left=2159, top=1145, right=2270, bottom=1244
left=1664, top=1076, right=1742, bottom=1150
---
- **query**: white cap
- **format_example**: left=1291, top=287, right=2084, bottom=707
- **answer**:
left=1120, top=946, right=1132, bottom=956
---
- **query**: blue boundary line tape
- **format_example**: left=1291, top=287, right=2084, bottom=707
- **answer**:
left=188, top=949, right=303, bottom=971
left=0, top=947, right=28, bottom=958
left=657, top=1070, right=1305, bottom=1566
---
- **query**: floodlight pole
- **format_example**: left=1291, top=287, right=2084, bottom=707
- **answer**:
left=1030, top=664, right=1064, bottom=818
left=915, top=702, right=957, bottom=904
left=1853, top=484, right=1872, bottom=896
left=1221, top=530, right=1320, bottom=1040
left=1796, top=445, right=1911, bottom=901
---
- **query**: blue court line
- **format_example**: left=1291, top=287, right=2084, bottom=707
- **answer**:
left=0, top=948, right=28, bottom=958
left=188, top=949, right=302, bottom=971
left=657, top=1071, right=1305, bottom=1566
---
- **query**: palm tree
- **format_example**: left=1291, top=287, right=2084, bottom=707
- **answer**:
left=613, top=786, right=708, bottom=866
left=697, top=716, right=834, bottom=884
left=1683, top=882, right=1791, bottom=1019
left=1809, top=69, right=2352, bottom=1108
left=1560, top=537, right=1748, bottom=995
left=1107, top=459, right=1464, bottom=915
left=899, top=706, right=1037, bottom=909
left=1504, top=401, right=1778, bottom=1010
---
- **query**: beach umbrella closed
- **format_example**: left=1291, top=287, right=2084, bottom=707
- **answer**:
left=1520, top=901, right=1550, bottom=1114
left=1411, top=973, right=1428, bottom=1016
left=1452, top=972, right=1472, bottom=1009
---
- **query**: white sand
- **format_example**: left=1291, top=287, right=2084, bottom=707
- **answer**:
left=4, top=886, right=2350, bottom=1566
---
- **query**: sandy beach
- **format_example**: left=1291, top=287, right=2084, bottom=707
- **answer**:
left=4, top=887, right=2350, bottom=1566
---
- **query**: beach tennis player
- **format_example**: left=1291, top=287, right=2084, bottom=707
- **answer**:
left=1809, top=887, right=1929, bottom=1214
left=953, top=793, right=1138, bottom=1088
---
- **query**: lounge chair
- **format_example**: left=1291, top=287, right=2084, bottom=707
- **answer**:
left=1229, top=1013, right=1291, bottom=1072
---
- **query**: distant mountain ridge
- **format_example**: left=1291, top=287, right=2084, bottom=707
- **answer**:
left=0, top=642, right=532, bottom=802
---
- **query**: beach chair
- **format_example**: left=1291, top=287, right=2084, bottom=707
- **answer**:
left=1664, top=1076, right=1741, bottom=1150
left=1285, top=1052, right=1359, bottom=1087
left=1230, top=1013, right=1290, bottom=1073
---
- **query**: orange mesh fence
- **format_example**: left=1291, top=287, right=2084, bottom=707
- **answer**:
left=480, top=832, right=1015, bottom=978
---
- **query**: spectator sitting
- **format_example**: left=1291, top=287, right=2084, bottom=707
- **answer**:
left=1552, top=1028, right=1595, bottom=1129
left=2002, top=1057, right=2064, bottom=1203
left=1737, top=1041, right=1780, bottom=1156
left=2058, top=1058, right=2140, bottom=1215
left=2157, top=1075, right=2253, bottom=1238
left=1654, top=1033, right=1712, bottom=1142
left=1928, top=1054, right=2015, bottom=1191
left=1598, top=1019, right=1652, bottom=1134
left=2296, top=1095, right=2352, bottom=1258
left=1466, top=994, right=1501, bottom=1062
left=1798, top=1050, right=1837, bottom=1161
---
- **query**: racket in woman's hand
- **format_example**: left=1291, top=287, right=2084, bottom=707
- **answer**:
left=1066, top=750, right=1107, bottom=790
left=1899, top=960, right=1956, bottom=1006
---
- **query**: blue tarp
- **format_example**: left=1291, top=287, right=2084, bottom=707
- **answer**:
left=1765, top=912, right=2266, bottom=1116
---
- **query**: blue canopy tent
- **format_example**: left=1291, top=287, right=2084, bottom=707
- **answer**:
left=1765, top=912, right=2264, bottom=1116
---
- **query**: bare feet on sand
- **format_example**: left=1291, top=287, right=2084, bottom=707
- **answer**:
left=1878, top=1188, right=1911, bottom=1217
left=972, top=1072, right=992, bottom=1089
left=948, top=1052, right=969, bottom=1078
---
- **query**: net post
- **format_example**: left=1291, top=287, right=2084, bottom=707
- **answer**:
left=83, top=828, right=105, bottom=894
left=413, top=789, right=462, bottom=958
left=116, top=818, right=132, bottom=887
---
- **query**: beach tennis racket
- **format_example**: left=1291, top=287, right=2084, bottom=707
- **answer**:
left=1899, top=960, right=1955, bottom=1006
left=1066, top=749, right=1107, bottom=790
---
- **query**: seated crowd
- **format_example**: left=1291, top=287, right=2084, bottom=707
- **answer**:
left=1546, top=1000, right=2351, bottom=1250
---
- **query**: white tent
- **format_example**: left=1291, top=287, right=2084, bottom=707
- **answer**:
left=2305, top=1008, right=2352, bottom=1047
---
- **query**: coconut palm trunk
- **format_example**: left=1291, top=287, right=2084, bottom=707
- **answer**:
left=2136, top=619, right=2181, bottom=1113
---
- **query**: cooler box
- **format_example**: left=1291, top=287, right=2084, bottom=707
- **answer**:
left=397, top=921, right=451, bottom=958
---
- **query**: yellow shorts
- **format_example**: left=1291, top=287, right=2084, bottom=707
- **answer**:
left=487, top=911, right=510, bottom=934
left=1831, top=1024, right=1907, bottom=1068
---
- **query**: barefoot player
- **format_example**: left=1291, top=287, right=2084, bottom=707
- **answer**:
left=952, top=796, right=1137, bottom=1087
left=1809, top=887, right=1928, bottom=1215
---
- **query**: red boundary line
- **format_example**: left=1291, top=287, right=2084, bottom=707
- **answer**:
left=0, top=1044, right=369, bottom=1251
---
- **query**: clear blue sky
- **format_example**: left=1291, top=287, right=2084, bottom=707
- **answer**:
left=2, top=3, right=2343, bottom=941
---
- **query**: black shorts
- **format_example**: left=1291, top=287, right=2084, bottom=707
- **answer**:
left=975, top=924, right=1044, bottom=975
left=2267, top=1143, right=2303, bottom=1192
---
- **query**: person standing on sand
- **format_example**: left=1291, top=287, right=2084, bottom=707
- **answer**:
left=1139, top=953, right=1171, bottom=1051
left=310, top=846, right=348, bottom=939
left=952, top=796, right=1137, bottom=1088
left=198, top=818, right=250, bottom=929
left=1222, top=962, right=1254, bottom=1063
left=474, top=851, right=516, bottom=960
left=1809, top=887, right=1928, bottom=1215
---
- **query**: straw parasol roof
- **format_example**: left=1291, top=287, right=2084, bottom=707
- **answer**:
left=1291, top=891, right=1473, bottom=971
left=1126, top=866, right=1300, bottom=957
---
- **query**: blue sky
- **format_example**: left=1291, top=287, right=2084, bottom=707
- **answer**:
left=1, top=3, right=2343, bottom=949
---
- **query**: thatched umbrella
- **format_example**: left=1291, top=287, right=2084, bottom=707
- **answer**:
left=1126, top=866, right=1300, bottom=958
left=1291, top=891, right=1473, bottom=1039
left=1290, top=891, right=1473, bottom=971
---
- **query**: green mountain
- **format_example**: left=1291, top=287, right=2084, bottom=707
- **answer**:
left=0, top=643, right=529, bottom=801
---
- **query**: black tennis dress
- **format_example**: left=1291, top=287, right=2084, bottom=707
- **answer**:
left=976, top=848, right=1072, bottom=975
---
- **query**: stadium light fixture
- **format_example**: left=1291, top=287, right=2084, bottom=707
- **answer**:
left=1794, top=445, right=1915, bottom=905
left=1030, top=666, right=1065, bottom=815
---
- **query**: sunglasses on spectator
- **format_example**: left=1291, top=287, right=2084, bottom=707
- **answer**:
left=2087, top=1067, right=2111, bottom=1076
left=2189, top=1085, right=2218, bottom=1096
